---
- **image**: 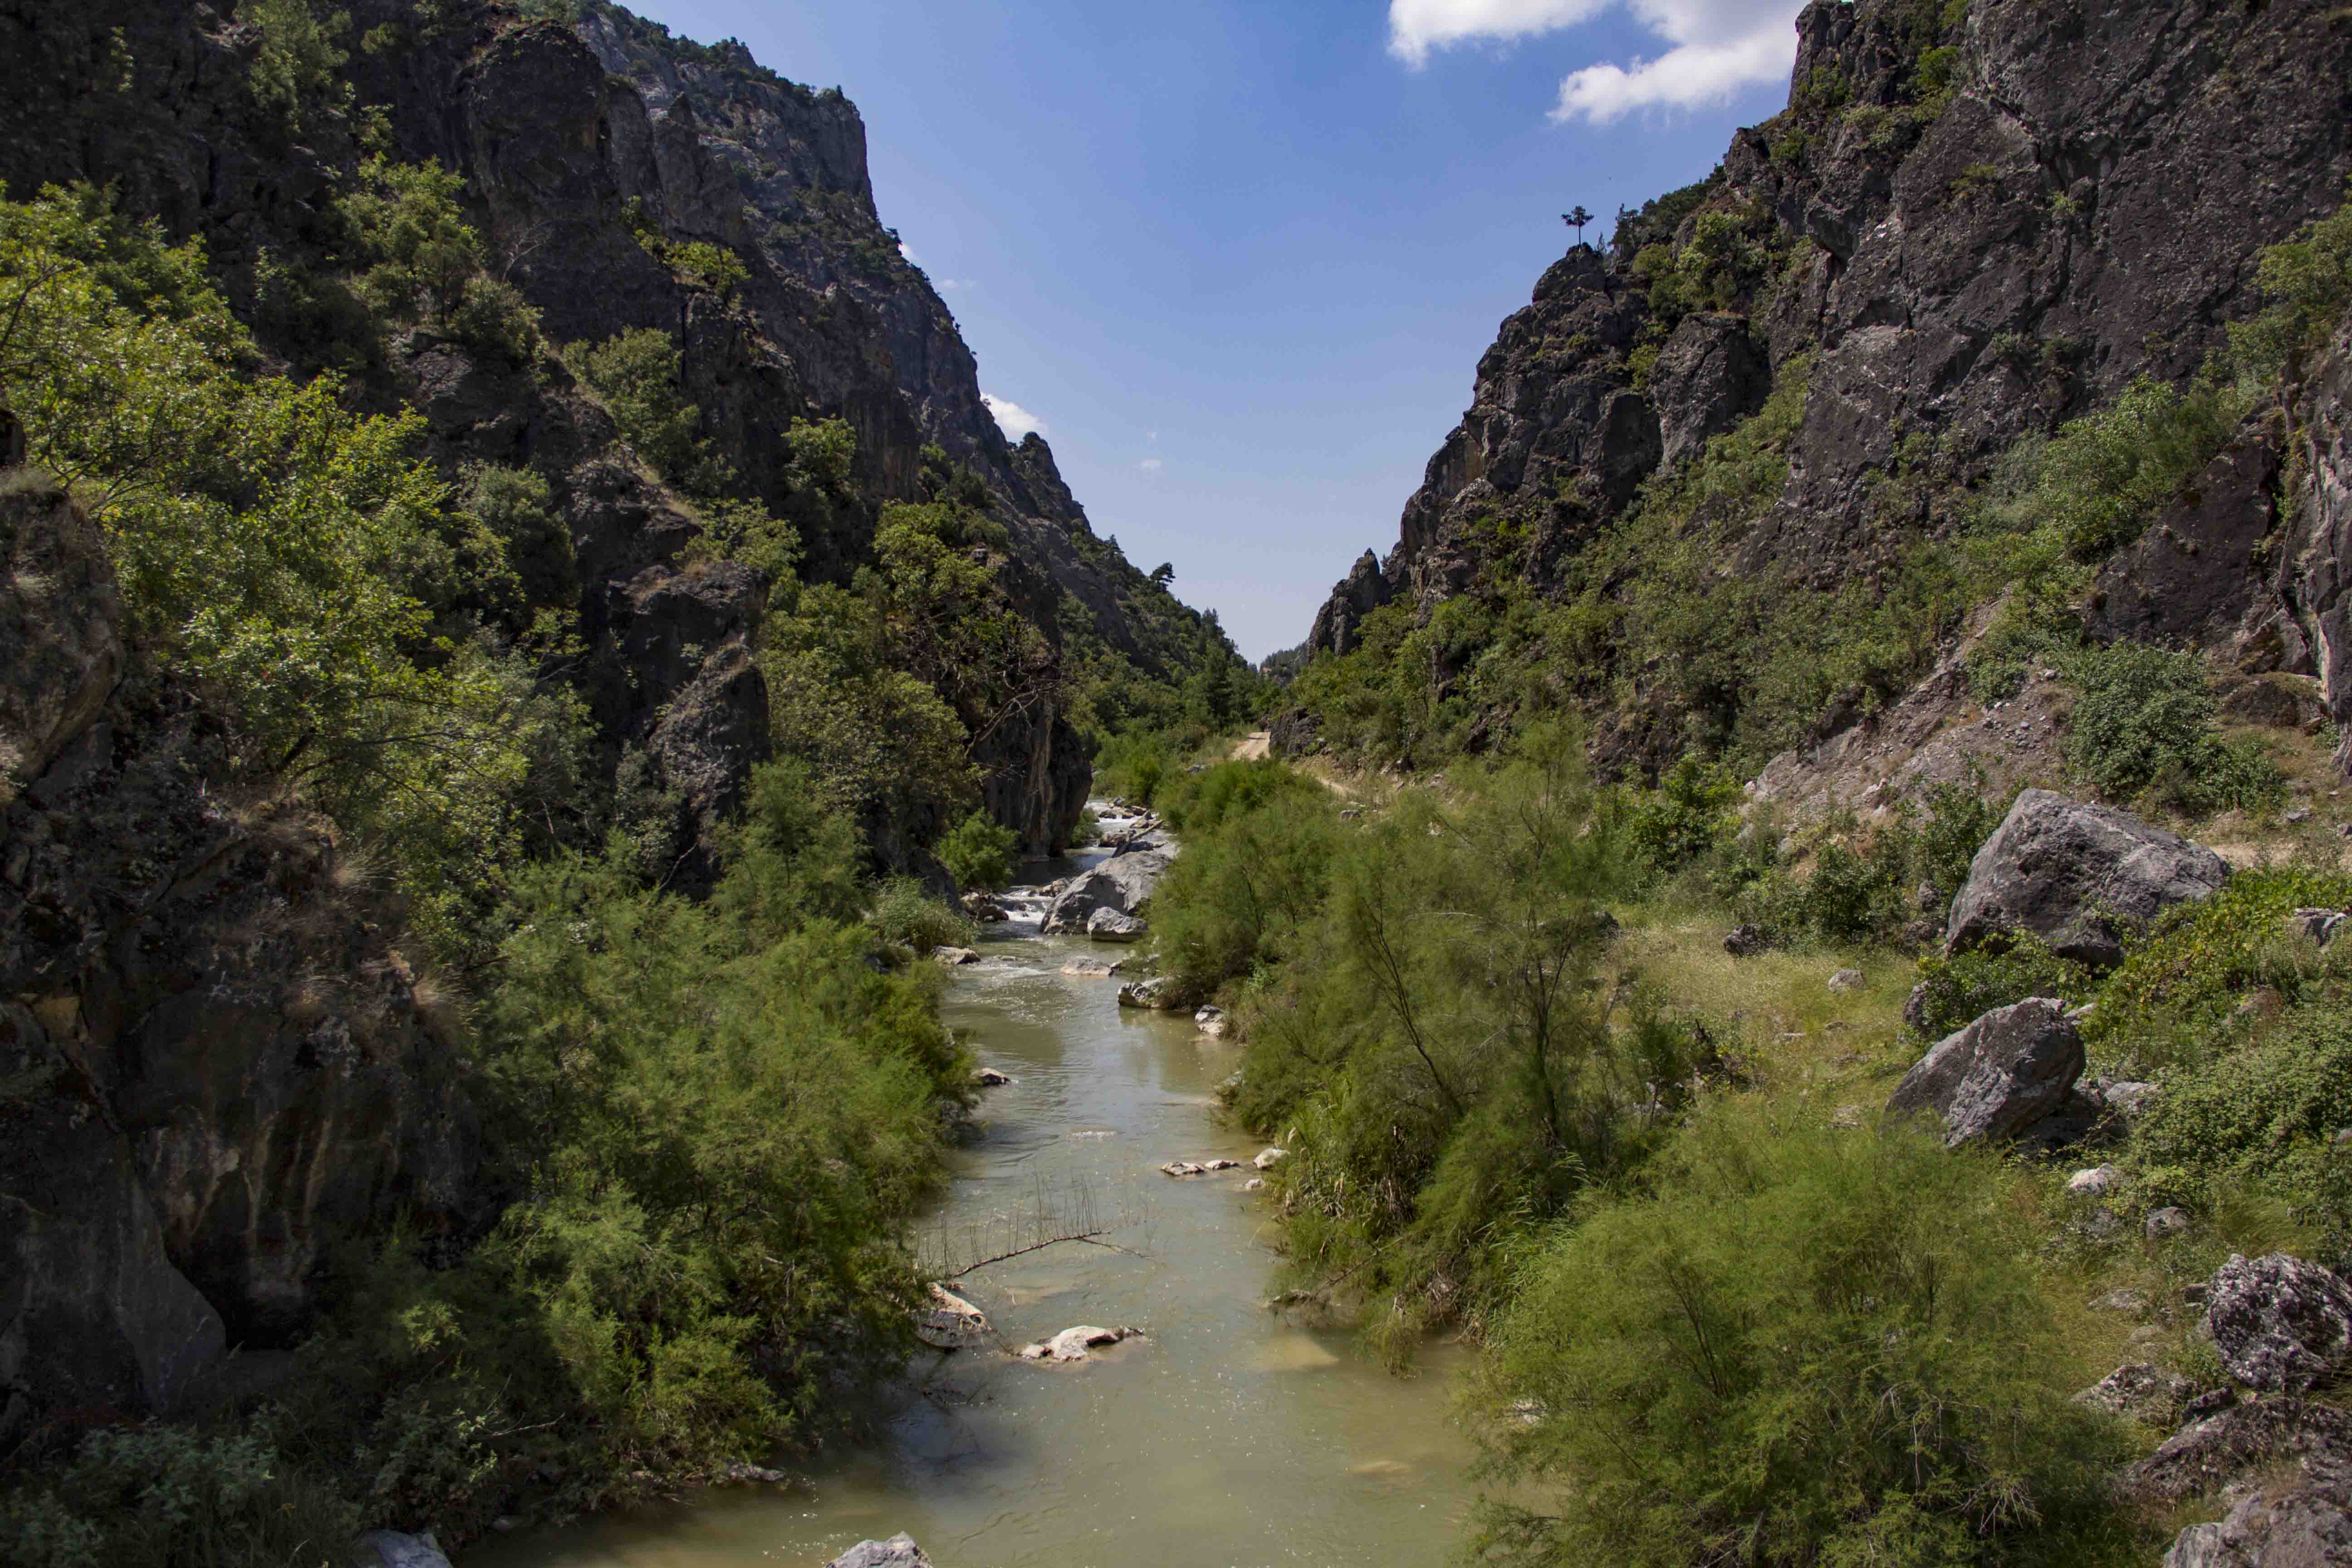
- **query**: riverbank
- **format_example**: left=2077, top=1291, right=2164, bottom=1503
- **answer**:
left=474, top=806, right=1478, bottom=1568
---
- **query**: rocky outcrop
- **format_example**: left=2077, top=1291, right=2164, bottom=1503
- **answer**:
left=2268, top=315, right=2352, bottom=777
left=2163, top=1465, right=2352, bottom=1568
left=0, top=484, right=475, bottom=1439
left=0, top=477, right=120, bottom=805
left=2208, top=1254, right=2352, bottom=1394
left=1945, top=790, right=2230, bottom=967
left=1306, top=549, right=1396, bottom=660
left=0, top=0, right=1242, bottom=868
left=1287, top=0, right=2352, bottom=773
left=1883, top=997, right=2084, bottom=1146
left=1650, top=313, right=1769, bottom=469
left=2130, top=1400, right=2352, bottom=1505
left=2075, top=1363, right=2195, bottom=1428
left=2087, top=427, right=2283, bottom=648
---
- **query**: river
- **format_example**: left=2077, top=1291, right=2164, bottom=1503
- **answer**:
left=476, top=809, right=1478, bottom=1568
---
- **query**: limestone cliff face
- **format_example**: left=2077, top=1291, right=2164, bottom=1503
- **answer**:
left=1303, top=0, right=2352, bottom=735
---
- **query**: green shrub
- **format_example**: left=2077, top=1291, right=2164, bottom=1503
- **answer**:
left=2131, top=1009, right=2352, bottom=1224
left=1470, top=1100, right=2127, bottom=1568
left=1625, top=757, right=1739, bottom=876
left=0, top=1426, right=359, bottom=1568
left=2230, top=179, right=2352, bottom=379
left=2090, top=864, right=2352, bottom=1073
left=2066, top=642, right=2283, bottom=813
left=1152, top=779, right=1338, bottom=992
left=1906, top=933, right=2088, bottom=1039
left=869, top=876, right=974, bottom=955
left=936, top=808, right=1018, bottom=892
left=573, top=327, right=710, bottom=484
left=341, top=156, right=544, bottom=365
left=245, top=0, right=352, bottom=138
left=2037, top=376, right=2240, bottom=560
left=0, top=187, right=583, bottom=960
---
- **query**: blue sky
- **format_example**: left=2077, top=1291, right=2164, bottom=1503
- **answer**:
left=625, top=0, right=1803, bottom=657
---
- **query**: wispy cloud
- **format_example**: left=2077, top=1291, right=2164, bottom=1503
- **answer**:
left=1388, top=0, right=1803, bottom=122
left=983, top=395, right=1047, bottom=442
left=1139, top=457, right=1164, bottom=473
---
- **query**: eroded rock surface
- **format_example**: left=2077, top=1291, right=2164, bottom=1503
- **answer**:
left=1883, top=998, right=2083, bottom=1146
left=2209, top=1254, right=2352, bottom=1394
left=1946, top=791, right=2229, bottom=967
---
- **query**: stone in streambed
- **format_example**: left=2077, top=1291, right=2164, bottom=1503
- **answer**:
left=353, top=1534, right=454, bottom=1568
left=917, top=1283, right=990, bottom=1350
left=1016, top=1324, right=1139, bottom=1362
left=828, top=1537, right=933, bottom=1568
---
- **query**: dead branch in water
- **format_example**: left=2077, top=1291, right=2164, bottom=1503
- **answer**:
left=917, top=1170, right=1153, bottom=1282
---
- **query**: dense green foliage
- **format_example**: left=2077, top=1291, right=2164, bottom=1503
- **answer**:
left=0, top=186, right=583, bottom=953
left=936, top=807, right=1019, bottom=891
left=1472, top=1103, right=2122, bottom=1568
left=2064, top=642, right=2283, bottom=813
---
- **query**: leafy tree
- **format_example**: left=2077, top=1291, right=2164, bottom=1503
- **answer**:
left=245, top=0, right=353, bottom=138
left=340, top=155, right=543, bottom=365
left=0, top=185, right=583, bottom=955
left=573, top=327, right=711, bottom=484
left=1561, top=204, right=1594, bottom=243
left=935, top=807, right=1019, bottom=892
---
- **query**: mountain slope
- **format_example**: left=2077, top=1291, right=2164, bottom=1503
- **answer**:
left=1291, top=0, right=2352, bottom=785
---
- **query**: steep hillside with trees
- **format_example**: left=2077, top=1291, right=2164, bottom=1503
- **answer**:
left=0, top=0, right=1254, bottom=1553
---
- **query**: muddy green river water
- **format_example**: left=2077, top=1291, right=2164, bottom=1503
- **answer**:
left=477, top=826, right=1477, bottom=1568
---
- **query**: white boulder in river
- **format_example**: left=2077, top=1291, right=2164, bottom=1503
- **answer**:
left=828, top=1536, right=932, bottom=1568
left=1016, top=1324, right=1138, bottom=1361
left=1042, top=848, right=1175, bottom=934
left=353, top=1534, right=453, bottom=1568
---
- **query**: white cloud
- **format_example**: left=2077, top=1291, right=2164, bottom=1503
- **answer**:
left=1388, top=0, right=1803, bottom=123
left=936, top=277, right=972, bottom=292
left=1387, top=0, right=1607, bottom=67
left=983, top=395, right=1047, bottom=442
left=1139, top=457, right=1164, bottom=473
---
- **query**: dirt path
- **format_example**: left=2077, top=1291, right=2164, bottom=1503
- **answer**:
left=1229, top=730, right=1271, bottom=761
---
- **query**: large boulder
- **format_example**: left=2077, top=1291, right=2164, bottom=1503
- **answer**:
left=1042, top=848, right=1174, bottom=935
left=1945, top=790, right=2229, bottom=967
left=1883, top=998, right=2085, bottom=1146
left=2209, top=1254, right=2352, bottom=1393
